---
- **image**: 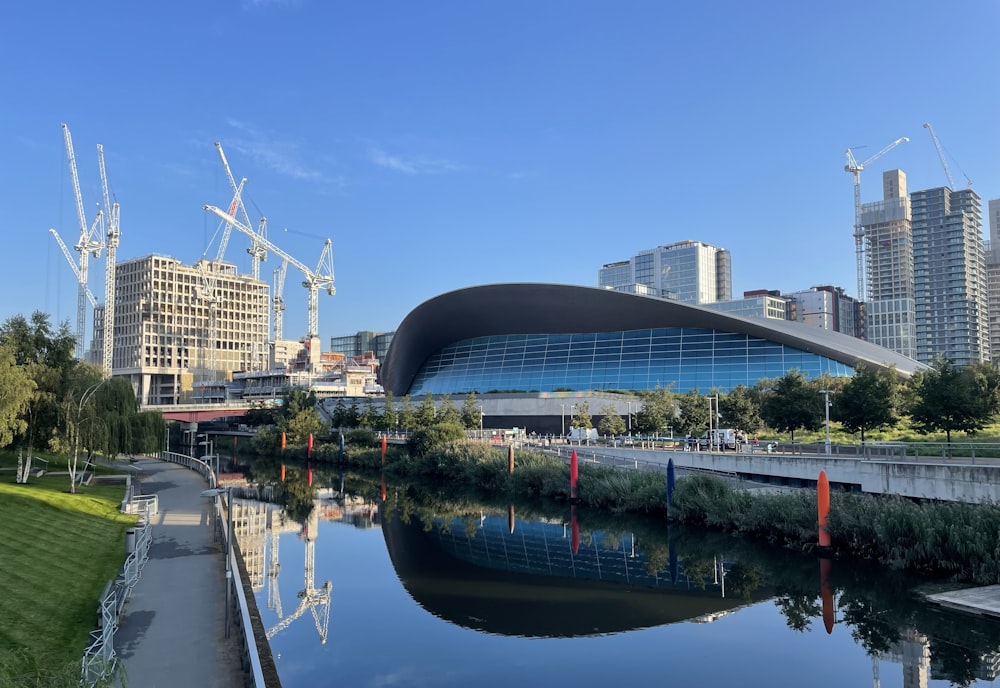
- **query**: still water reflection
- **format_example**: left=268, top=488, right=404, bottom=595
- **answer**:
left=232, top=481, right=1000, bottom=688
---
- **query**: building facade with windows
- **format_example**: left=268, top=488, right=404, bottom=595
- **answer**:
left=911, top=186, right=988, bottom=366
left=983, top=199, right=1000, bottom=359
left=598, top=240, right=732, bottom=305
left=380, top=284, right=924, bottom=399
left=92, top=254, right=270, bottom=406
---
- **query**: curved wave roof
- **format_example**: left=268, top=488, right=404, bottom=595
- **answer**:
left=379, top=283, right=926, bottom=396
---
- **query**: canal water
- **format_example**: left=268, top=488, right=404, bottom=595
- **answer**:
left=232, top=478, right=1000, bottom=688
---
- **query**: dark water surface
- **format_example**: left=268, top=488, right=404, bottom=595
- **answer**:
left=236, top=491, right=1000, bottom=688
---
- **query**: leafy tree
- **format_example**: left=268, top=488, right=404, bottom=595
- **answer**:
left=570, top=401, right=592, bottom=429
left=834, top=366, right=898, bottom=443
left=0, top=344, right=34, bottom=447
left=760, top=370, right=823, bottom=441
left=675, top=390, right=710, bottom=438
left=719, top=385, right=762, bottom=434
left=359, top=397, right=378, bottom=429
left=633, top=386, right=676, bottom=436
left=278, top=387, right=324, bottom=445
left=56, top=364, right=106, bottom=493
left=381, top=391, right=398, bottom=432
left=416, top=394, right=437, bottom=429
left=437, top=398, right=461, bottom=426
left=597, top=404, right=626, bottom=436
left=908, top=358, right=994, bottom=444
left=398, top=395, right=416, bottom=431
left=460, top=392, right=481, bottom=430
left=0, top=312, right=77, bottom=456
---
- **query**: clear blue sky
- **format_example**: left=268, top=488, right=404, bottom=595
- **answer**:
left=2, top=1, right=999, bottom=345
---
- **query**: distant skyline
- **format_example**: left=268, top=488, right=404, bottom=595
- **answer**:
left=3, top=1, right=999, bottom=346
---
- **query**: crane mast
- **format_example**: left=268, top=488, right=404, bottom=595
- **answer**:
left=98, top=144, right=119, bottom=378
left=215, top=142, right=268, bottom=280
left=273, top=259, right=288, bottom=341
left=922, top=122, right=970, bottom=189
left=204, top=204, right=335, bottom=340
left=844, top=136, right=908, bottom=301
left=61, top=123, right=105, bottom=359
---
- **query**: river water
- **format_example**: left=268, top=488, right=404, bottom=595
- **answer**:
left=233, top=477, right=1000, bottom=688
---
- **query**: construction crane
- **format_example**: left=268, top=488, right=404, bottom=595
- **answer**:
left=266, top=509, right=332, bottom=644
left=215, top=142, right=268, bottom=280
left=922, top=122, right=971, bottom=189
left=273, top=259, right=288, bottom=341
left=61, top=124, right=105, bottom=359
left=844, top=136, right=909, bottom=301
left=49, top=228, right=100, bottom=310
left=204, top=204, right=335, bottom=340
left=97, top=144, right=119, bottom=377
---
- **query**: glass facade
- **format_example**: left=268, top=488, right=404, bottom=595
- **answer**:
left=408, top=327, right=852, bottom=395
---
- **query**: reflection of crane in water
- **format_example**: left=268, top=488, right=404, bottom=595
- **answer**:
left=266, top=508, right=333, bottom=644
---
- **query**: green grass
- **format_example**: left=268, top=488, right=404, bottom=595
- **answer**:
left=0, top=470, right=134, bottom=667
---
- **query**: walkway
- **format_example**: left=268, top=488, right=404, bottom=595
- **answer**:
left=114, top=458, right=244, bottom=688
left=926, top=585, right=1000, bottom=620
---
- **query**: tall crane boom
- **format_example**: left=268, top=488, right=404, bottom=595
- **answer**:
left=215, top=142, right=268, bottom=280
left=97, top=144, right=119, bottom=377
left=921, top=122, right=970, bottom=189
left=844, top=136, right=908, bottom=301
left=49, top=228, right=99, bottom=308
left=61, top=123, right=105, bottom=359
left=204, top=204, right=335, bottom=339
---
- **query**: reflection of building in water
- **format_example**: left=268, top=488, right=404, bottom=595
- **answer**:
left=383, top=511, right=774, bottom=638
left=315, top=494, right=380, bottom=528
left=882, top=627, right=931, bottom=688
left=232, top=499, right=269, bottom=591
left=881, top=625, right=1000, bottom=686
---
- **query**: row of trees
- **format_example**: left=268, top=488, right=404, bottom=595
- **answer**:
left=0, top=312, right=167, bottom=488
left=583, top=358, right=1000, bottom=444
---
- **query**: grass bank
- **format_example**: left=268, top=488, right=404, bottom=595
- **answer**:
left=0, top=465, right=134, bottom=681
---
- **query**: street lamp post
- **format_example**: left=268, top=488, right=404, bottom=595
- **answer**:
left=478, top=405, right=484, bottom=440
left=560, top=404, right=567, bottom=438
left=627, top=401, right=632, bottom=433
left=819, top=389, right=832, bottom=455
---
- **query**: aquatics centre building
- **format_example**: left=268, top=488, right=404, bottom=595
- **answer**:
left=377, top=284, right=926, bottom=433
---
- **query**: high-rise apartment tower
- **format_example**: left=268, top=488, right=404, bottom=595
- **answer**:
left=598, top=240, right=732, bottom=305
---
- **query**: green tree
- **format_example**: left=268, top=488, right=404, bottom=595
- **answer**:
left=55, top=364, right=106, bottom=493
left=675, top=390, right=710, bottom=438
left=437, top=397, right=461, bottom=426
left=0, top=312, right=77, bottom=456
left=460, top=392, right=481, bottom=430
left=633, top=386, right=676, bottom=436
left=570, top=401, right=593, bottom=429
left=381, top=391, right=398, bottom=432
left=761, top=370, right=823, bottom=442
left=597, top=404, right=626, bottom=436
left=416, top=394, right=437, bottom=429
left=359, top=397, right=378, bottom=429
left=0, top=344, right=34, bottom=447
left=399, top=394, right=416, bottom=430
left=719, top=385, right=762, bottom=434
left=834, top=365, right=898, bottom=443
left=908, top=358, right=994, bottom=445
left=278, top=387, right=324, bottom=445
left=330, top=399, right=351, bottom=429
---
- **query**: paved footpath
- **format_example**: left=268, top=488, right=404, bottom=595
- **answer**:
left=114, top=458, right=245, bottom=688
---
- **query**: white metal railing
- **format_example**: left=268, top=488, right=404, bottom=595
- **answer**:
left=81, top=502, right=152, bottom=686
left=160, top=450, right=267, bottom=687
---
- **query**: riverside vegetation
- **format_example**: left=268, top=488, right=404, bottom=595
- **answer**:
left=253, top=429, right=1000, bottom=587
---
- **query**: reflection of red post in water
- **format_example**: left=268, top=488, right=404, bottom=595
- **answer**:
left=570, top=505, right=579, bottom=554
left=821, top=557, right=834, bottom=634
left=380, top=471, right=386, bottom=502
left=570, top=450, right=578, bottom=501
left=818, top=470, right=830, bottom=548
left=508, top=504, right=515, bottom=534
left=381, top=436, right=387, bottom=465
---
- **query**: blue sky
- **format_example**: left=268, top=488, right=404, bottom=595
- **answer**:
left=2, top=1, right=999, bottom=346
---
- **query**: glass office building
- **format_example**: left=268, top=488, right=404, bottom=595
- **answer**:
left=408, top=329, right=851, bottom=396
left=380, top=284, right=924, bottom=398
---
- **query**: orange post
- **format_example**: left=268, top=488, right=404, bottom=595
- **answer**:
left=508, top=445, right=515, bottom=474
left=381, top=435, right=387, bottom=465
left=818, top=470, right=831, bottom=548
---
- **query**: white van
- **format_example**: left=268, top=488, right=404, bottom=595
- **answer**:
left=698, top=428, right=737, bottom=450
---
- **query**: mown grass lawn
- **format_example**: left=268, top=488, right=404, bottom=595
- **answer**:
left=0, top=467, right=134, bottom=669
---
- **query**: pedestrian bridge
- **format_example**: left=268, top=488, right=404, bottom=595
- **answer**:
left=145, top=402, right=252, bottom=423
left=553, top=444, right=1000, bottom=504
